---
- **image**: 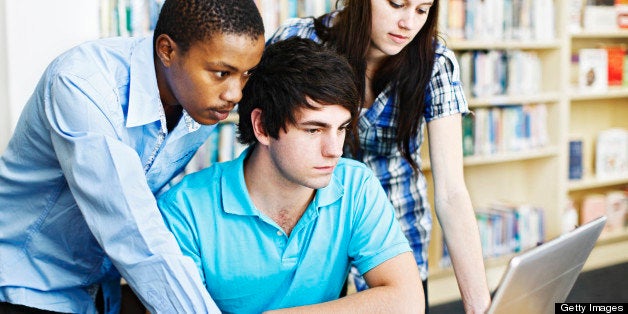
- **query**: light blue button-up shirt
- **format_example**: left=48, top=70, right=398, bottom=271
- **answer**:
left=0, top=36, right=219, bottom=313
left=158, top=148, right=412, bottom=313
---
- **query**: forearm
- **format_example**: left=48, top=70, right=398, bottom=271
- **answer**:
left=266, top=253, right=424, bottom=314
left=264, top=285, right=423, bottom=314
left=436, top=189, right=491, bottom=313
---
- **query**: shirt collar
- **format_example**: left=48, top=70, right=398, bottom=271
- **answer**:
left=221, top=147, right=343, bottom=217
left=126, top=37, right=162, bottom=128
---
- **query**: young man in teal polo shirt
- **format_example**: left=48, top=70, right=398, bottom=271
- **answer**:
left=157, top=37, right=424, bottom=313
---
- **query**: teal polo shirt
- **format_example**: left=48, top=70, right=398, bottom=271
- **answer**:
left=158, top=148, right=411, bottom=314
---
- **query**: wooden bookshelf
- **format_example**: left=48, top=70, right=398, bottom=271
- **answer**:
left=429, top=0, right=628, bottom=306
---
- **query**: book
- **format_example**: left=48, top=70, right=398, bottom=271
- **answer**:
left=606, top=45, right=626, bottom=86
left=462, top=113, right=475, bottom=157
left=605, top=190, right=627, bottom=233
left=578, top=48, right=608, bottom=91
left=625, top=52, right=628, bottom=86
left=568, top=137, right=584, bottom=180
left=617, top=0, right=628, bottom=28
left=218, top=123, right=236, bottom=162
left=447, top=0, right=466, bottom=39
left=595, top=128, right=628, bottom=179
left=579, top=194, right=607, bottom=225
left=567, top=0, right=585, bottom=33
left=583, top=0, right=618, bottom=31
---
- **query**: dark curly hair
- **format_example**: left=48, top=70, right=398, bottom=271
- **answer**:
left=153, top=0, right=264, bottom=53
left=237, top=37, right=359, bottom=146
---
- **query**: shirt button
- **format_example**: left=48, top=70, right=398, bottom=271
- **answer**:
left=276, top=230, right=282, bottom=236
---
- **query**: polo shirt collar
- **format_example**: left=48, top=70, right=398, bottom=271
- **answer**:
left=221, top=147, right=344, bottom=217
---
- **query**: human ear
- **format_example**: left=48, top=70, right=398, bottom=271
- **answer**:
left=155, top=34, right=177, bottom=67
left=251, top=108, right=271, bottom=146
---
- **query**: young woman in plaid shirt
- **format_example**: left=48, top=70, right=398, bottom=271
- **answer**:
left=268, top=1, right=491, bottom=312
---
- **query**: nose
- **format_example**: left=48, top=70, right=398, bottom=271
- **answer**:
left=398, top=11, right=419, bottom=30
left=220, top=78, right=244, bottom=104
left=322, top=132, right=344, bottom=158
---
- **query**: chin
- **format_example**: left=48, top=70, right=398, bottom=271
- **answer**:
left=308, top=177, right=332, bottom=190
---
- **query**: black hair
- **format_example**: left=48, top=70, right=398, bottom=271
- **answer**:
left=237, top=37, right=359, bottom=146
left=153, top=0, right=264, bottom=53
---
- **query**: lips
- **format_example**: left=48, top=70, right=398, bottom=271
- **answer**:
left=314, top=165, right=336, bottom=174
left=388, top=33, right=408, bottom=44
left=211, top=110, right=231, bottom=121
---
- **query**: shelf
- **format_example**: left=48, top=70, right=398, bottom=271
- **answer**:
left=422, top=146, right=559, bottom=171
left=463, top=146, right=559, bottom=167
left=598, top=228, right=628, bottom=245
left=568, top=86, right=628, bottom=101
left=446, top=39, right=561, bottom=50
left=570, top=29, right=628, bottom=39
left=468, top=92, right=561, bottom=107
left=568, top=175, right=628, bottom=191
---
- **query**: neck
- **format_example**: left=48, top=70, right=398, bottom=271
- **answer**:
left=244, top=146, right=315, bottom=235
left=163, top=104, right=183, bottom=132
left=154, top=55, right=180, bottom=132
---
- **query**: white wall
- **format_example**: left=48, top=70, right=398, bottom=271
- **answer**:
left=0, top=0, right=100, bottom=153
left=0, top=1, right=9, bottom=153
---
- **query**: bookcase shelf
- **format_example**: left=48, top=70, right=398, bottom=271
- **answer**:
left=446, top=40, right=562, bottom=51
left=428, top=0, right=628, bottom=306
left=568, top=176, right=628, bottom=192
left=467, top=92, right=561, bottom=107
left=568, top=86, right=628, bottom=101
left=570, top=29, right=628, bottom=39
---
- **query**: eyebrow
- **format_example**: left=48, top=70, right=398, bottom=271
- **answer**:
left=297, top=117, right=353, bottom=128
left=207, top=61, right=258, bottom=75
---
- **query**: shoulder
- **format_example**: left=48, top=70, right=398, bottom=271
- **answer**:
left=267, top=16, right=322, bottom=44
left=159, top=163, right=224, bottom=203
left=432, top=40, right=460, bottom=76
left=332, top=158, right=377, bottom=187
left=49, top=37, right=137, bottom=80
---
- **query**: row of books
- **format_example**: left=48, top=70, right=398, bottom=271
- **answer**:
left=99, top=0, right=163, bottom=37
left=576, top=46, right=628, bottom=91
left=462, top=104, right=549, bottom=157
left=441, top=203, right=545, bottom=267
left=442, top=0, right=555, bottom=41
left=99, top=0, right=334, bottom=38
left=458, top=50, right=542, bottom=98
left=575, top=189, right=628, bottom=236
left=569, top=128, right=628, bottom=180
left=254, top=0, right=335, bottom=36
left=569, top=0, right=628, bottom=33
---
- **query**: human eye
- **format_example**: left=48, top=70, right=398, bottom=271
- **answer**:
left=212, top=71, right=230, bottom=79
left=388, top=0, right=403, bottom=9
left=417, top=6, right=430, bottom=14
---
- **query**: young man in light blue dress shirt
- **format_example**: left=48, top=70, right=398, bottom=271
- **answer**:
left=0, top=1, right=264, bottom=313
left=157, top=37, right=424, bottom=314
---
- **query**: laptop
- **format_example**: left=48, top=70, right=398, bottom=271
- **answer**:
left=486, top=215, right=607, bottom=314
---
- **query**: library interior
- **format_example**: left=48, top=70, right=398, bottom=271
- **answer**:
left=0, top=0, right=627, bottom=313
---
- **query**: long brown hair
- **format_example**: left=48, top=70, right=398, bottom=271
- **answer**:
left=315, top=0, right=440, bottom=171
